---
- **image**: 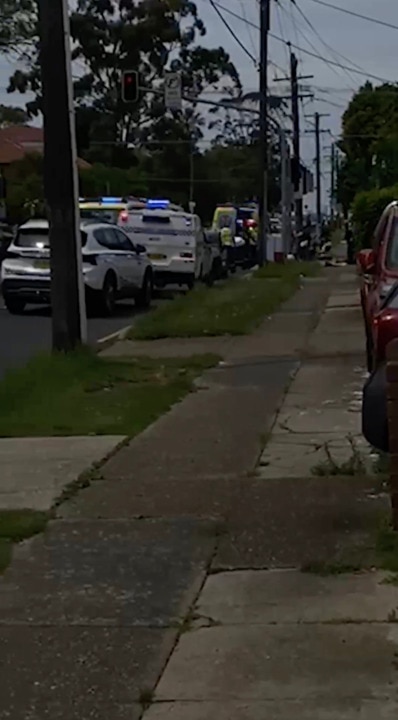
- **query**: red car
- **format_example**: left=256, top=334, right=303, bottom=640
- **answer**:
left=357, top=200, right=398, bottom=369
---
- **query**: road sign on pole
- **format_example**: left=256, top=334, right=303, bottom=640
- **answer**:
left=164, top=72, right=182, bottom=111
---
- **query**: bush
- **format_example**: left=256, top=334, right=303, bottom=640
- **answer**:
left=351, top=184, right=398, bottom=250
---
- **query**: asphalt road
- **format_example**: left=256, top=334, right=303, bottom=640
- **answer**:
left=0, top=297, right=154, bottom=378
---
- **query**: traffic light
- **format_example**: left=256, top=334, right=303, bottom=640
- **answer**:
left=121, top=70, right=139, bottom=103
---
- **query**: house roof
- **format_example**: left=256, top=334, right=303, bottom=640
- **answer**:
left=0, top=125, right=91, bottom=169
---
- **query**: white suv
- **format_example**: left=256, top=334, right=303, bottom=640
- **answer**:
left=1, top=218, right=153, bottom=315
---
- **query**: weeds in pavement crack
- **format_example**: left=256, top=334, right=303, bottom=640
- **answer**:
left=311, top=435, right=368, bottom=477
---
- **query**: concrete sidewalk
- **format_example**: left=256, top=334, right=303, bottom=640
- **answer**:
left=1, top=267, right=394, bottom=719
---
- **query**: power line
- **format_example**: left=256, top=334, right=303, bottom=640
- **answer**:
left=286, top=0, right=362, bottom=86
left=305, top=0, right=398, bottom=32
left=206, top=0, right=395, bottom=85
left=207, top=0, right=258, bottom=68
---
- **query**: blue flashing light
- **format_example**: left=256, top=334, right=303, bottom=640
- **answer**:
left=146, top=199, right=170, bottom=210
left=100, top=196, right=123, bottom=203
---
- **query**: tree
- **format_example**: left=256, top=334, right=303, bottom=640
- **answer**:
left=0, top=0, right=35, bottom=54
left=338, top=82, right=398, bottom=207
left=0, top=104, right=28, bottom=128
left=9, top=0, right=240, bottom=149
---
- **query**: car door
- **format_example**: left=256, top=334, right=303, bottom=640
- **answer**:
left=113, top=228, right=143, bottom=290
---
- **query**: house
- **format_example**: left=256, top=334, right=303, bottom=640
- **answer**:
left=0, top=125, right=90, bottom=169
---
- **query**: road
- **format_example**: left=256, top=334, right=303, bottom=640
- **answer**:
left=0, top=298, right=149, bottom=378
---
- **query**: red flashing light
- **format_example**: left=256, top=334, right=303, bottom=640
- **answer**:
left=119, top=210, right=128, bottom=222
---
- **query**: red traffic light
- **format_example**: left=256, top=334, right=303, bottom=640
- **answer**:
left=121, top=70, right=139, bottom=103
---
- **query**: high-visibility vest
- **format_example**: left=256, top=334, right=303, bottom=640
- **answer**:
left=220, top=227, right=233, bottom=246
left=248, top=227, right=257, bottom=245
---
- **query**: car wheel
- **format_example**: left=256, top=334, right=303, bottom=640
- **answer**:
left=101, top=273, right=117, bottom=315
left=4, top=296, right=26, bottom=315
left=186, top=276, right=195, bottom=290
left=136, top=271, right=152, bottom=308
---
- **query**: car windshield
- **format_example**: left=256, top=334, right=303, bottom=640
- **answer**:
left=15, top=230, right=49, bottom=248
left=383, top=283, right=398, bottom=309
left=80, top=208, right=119, bottom=223
left=385, top=216, right=398, bottom=268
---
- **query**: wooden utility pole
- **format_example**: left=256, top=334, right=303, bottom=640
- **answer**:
left=38, top=0, right=86, bottom=351
left=305, top=113, right=329, bottom=242
left=258, top=0, right=271, bottom=266
left=274, top=48, right=312, bottom=236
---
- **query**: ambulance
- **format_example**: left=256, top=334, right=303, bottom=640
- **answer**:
left=119, top=199, right=210, bottom=289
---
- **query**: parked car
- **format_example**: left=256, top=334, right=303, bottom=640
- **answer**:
left=357, top=200, right=398, bottom=370
left=367, top=282, right=398, bottom=367
left=1, top=218, right=153, bottom=315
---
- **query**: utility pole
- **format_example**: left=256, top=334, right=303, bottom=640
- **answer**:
left=280, top=130, right=292, bottom=259
left=38, top=0, right=86, bottom=352
left=305, top=112, right=329, bottom=243
left=330, top=142, right=335, bottom=220
left=274, top=48, right=312, bottom=236
left=258, top=0, right=271, bottom=266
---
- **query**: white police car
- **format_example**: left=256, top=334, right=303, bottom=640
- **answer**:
left=1, top=218, right=153, bottom=315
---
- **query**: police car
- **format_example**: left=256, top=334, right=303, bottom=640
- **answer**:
left=119, top=199, right=210, bottom=289
left=1, top=218, right=153, bottom=315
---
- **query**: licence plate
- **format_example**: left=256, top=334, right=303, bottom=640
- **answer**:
left=148, top=253, right=166, bottom=260
left=34, top=259, right=50, bottom=269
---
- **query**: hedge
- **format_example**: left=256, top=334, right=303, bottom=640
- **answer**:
left=351, top=184, right=398, bottom=250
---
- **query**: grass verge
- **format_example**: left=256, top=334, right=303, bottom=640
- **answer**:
left=130, top=265, right=312, bottom=340
left=0, top=509, right=50, bottom=573
left=254, top=260, right=321, bottom=280
left=0, top=349, right=219, bottom=437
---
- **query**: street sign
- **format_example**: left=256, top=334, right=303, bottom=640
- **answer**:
left=164, top=71, right=182, bottom=111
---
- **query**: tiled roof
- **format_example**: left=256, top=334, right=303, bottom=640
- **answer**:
left=0, top=125, right=90, bottom=168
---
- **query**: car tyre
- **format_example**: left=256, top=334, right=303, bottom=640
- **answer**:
left=186, top=276, right=195, bottom=290
left=136, top=270, right=152, bottom=309
left=101, top=273, right=117, bottom=316
left=4, top=296, right=26, bottom=315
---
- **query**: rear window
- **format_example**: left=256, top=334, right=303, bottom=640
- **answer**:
left=15, top=230, right=49, bottom=247
left=14, top=228, right=87, bottom=248
left=237, top=208, right=255, bottom=221
left=141, top=215, right=170, bottom=224
left=80, top=208, right=119, bottom=223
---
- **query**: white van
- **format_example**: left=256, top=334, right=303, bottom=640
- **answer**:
left=119, top=199, right=207, bottom=289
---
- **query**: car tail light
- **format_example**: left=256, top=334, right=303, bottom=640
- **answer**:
left=180, top=252, right=193, bottom=258
left=82, top=254, right=97, bottom=265
left=119, top=210, right=128, bottom=223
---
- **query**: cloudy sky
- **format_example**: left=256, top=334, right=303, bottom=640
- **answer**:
left=1, top=0, right=397, bottom=210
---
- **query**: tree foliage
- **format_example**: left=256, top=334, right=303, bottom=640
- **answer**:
left=338, top=82, right=398, bottom=208
left=0, top=0, right=35, bottom=54
left=3, top=1, right=284, bottom=221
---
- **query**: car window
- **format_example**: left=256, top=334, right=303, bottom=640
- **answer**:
left=14, top=229, right=49, bottom=247
left=94, top=227, right=119, bottom=250
left=374, top=208, right=393, bottom=249
left=385, top=216, right=398, bottom=269
left=114, top=229, right=134, bottom=251
left=80, top=208, right=119, bottom=223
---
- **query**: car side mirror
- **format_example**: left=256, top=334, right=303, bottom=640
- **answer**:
left=357, top=248, right=376, bottom=274
left=135, top=244, right=146, bottom=254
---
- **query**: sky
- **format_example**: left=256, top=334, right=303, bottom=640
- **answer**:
left=1, top=0, right=398, bottom=211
